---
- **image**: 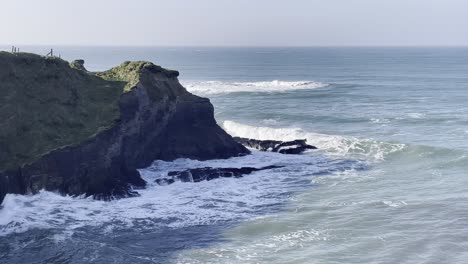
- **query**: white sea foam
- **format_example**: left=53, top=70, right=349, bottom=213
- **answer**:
left=0, top=121, right=400, bottom=238
left=395, top=112, right=426, bottom=120
left=0, top=151, right=346, bottom=237
left=407, top=112, right=426, bottom=119
left=370, top=118, right=391, bottom=124
left=223, top=120, right=406, bottom=161
left=182, top=80, right=328, bottom=94
left=175, top=227, right=330, bottom=264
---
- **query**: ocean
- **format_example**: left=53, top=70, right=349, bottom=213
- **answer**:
left=1, top=46, right=468, bottom=263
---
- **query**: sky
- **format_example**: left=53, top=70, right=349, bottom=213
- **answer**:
left=1, top=0, right=467, bottom=46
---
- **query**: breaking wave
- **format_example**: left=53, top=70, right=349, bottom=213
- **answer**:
left=223, top=120, right=406, bottom=161
left=0, top=152, right=364, bottom=237
left=183, top=80, right=328, bottom=94
left=0, top=122, right=402, bottom=237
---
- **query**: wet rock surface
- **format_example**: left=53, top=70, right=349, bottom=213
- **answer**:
left=155, top=165, right=283, bottom=185
left=233, top=137, right=317, bottom=154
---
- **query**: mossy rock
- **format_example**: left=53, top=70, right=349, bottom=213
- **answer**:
left=96, top=61, right=179, bottom=92
left=0, top=52, right=175, bottom=171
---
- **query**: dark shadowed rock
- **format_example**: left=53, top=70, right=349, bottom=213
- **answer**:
left=233, top=137, right=317, bottom=154
left=156, top=165, right=282, bottom=185
left=70, top=59, right=87, bottom=71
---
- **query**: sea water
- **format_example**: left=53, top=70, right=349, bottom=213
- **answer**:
left=1, top=47, right=468, bottom=263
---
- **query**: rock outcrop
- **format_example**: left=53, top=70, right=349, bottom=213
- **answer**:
left=70, top=59, right=87, bottom=72
left=155, top=165, right=282, bottom=185
left=0, top=52, right=248, bottom=204
left=233, top=137, right=317, bottom=154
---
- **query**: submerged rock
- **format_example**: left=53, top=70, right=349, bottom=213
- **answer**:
left=233, top=137, right=317, bottom=154
left=155, top=165, right=282, bottom=185
left=0, top=52, right=249, bottom=204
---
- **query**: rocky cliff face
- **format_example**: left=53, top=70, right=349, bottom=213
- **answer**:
left=0, top=53, right=248, bottom=204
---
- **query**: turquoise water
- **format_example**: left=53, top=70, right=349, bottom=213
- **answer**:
left=1, top=47, right=468, bottom=263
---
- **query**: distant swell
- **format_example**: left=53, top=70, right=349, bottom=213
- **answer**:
left=183, top=80, right=328, bottom=94
left=223, top=120, right=405, bottom=161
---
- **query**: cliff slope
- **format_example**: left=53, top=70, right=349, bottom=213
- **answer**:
left=0, top=52, right=248, bottom=204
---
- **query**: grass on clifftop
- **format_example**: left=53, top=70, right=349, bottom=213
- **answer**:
left=0, top=52, right=164, bottom=170
left=96, top=61, right=179, bottom=92
left=96, top=61, right=153, bottom=92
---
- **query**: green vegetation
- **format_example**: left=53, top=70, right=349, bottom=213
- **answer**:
left=97, top=61, right=153, bottom=92
left=0, top=52, right=162, bottom=170
left=96, top=61, right=179, bottom=93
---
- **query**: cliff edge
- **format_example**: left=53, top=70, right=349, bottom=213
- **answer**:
left=0, top=52, right=248, bottom=204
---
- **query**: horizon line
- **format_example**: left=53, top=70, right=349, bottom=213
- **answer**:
left=1, top=44, right=468, bottom=48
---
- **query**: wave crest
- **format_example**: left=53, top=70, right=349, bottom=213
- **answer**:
left=223, top=120, right=405, bottom=161
left=183, top=80, right=328, bottom=94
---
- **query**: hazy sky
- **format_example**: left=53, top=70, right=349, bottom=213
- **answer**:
left=1, top=0, right=467, bottom=46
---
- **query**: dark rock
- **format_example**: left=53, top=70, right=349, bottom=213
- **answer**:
left=155, top=178, right=175, bottom=186
left=70, top=59, right=87, bottom=71
left=156, top=165, right=282, bottom=185
left=233, top=137, right=317, bottom=154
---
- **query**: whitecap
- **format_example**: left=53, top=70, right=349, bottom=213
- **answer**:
left=370, top=118, right=391, bottom=124
left=182, top=80, right=328, bottom=94
left=223, top=120, right=406, bottom=161
left=407, top=113, right=426, bottom=119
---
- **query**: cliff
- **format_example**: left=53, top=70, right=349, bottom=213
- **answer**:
left=0, top=52, right=248, bottom=204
